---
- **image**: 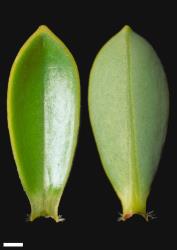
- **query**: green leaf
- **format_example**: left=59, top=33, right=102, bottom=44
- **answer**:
left=7, top=25, right=80, bottom=222
left=88, top=25, right=169, bottom=220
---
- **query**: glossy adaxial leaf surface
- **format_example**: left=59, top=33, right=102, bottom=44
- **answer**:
left=7, top=26, right=80, bottom=222
left=88, top=26, right=169, bottom=220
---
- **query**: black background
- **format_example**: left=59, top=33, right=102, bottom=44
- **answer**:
left=0, top=1, right=176, bottom=248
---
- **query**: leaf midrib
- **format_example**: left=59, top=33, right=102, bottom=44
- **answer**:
left=126, top=31, right=140, bottom=203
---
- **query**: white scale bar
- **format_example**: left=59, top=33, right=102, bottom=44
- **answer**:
left=3, top=243, right=23, bottom=247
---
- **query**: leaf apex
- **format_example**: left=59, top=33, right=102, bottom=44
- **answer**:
left=121, top=25, right=132, bottom=34
left=37, top=24, right=50, bottom=33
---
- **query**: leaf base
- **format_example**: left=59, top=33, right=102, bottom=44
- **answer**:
left=28, top=193, right=63, bottom=222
